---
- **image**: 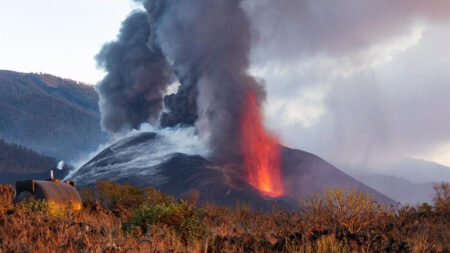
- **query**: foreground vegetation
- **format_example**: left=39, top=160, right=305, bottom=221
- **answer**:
left=0, top=181, right=448, bottom=252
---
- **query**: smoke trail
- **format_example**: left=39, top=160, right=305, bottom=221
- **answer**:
left=57, top=161, right=64, bottom=170
left=96, top=11, right=171, bottom=133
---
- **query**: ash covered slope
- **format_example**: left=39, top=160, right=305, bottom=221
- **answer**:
left=68, top=131, right=288, bottom=208
left=68, top=131, right=396, bottom=208
left=281, top=147, right=395, bottom=205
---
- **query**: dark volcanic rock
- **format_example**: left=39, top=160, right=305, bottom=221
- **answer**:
left=67, top=131, right=397, bottom=209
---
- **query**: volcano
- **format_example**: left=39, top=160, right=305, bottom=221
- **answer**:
left=84, top=0, right=396, bottom=209
left=67, top=131, right=396, bottom=209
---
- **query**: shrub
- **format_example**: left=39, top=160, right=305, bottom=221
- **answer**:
left=433, top=182, right=450, bottom=216
left=314, top=235, right=349, bottom=253
left=14, top=199, right=70, bottom=219
left=0, top=184, right=14, bottom=212
left=300, top=188, right=393, bottom=234
left=95, top=181, right=145, bottom=209
left=143, top=186, right=175, bottom=206
left=308, top=235, right=349, bottom=253
left=124, top=200, right=207, bottom=243
left=232, top=201, right=253, bottom=226
left=407, top=235, right=435, bottom=253
left=80, top=181, right=174, bottom=210
left=417, top=202, right=433, bottom=214
left=1, top=182, right=448, bottom=252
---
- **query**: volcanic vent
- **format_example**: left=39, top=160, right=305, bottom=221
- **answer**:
left=68, top=0, right=397, bottom=208
left=241, top=92, right=284, bottom=198
left=68, top=129, right=396, bottom=208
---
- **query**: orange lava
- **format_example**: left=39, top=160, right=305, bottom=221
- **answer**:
left=241, top=92, right=284, bottom=198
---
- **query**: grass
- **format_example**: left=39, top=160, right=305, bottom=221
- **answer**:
left=0, top=181, right=449, bottom=252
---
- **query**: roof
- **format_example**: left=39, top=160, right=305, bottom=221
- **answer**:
left=33, top=180, right=82, bottom=207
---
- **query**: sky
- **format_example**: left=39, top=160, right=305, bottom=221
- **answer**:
left=242, top=0, right=450, bottom=170
left=1, top=0, right=450, bottom=170
left=0, top=0, right=138, bottom=84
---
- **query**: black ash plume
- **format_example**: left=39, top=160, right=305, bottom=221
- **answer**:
left=97, top=0, right=266, bottom=169
left=96, top=11, right=171, bottom=133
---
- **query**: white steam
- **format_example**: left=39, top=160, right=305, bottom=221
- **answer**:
left=57, top=160, right=64, bottom=170
left=64, top=124, right=208, bottom=182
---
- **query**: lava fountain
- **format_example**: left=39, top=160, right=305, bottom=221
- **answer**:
left=241, top=92, right=284, bottom=198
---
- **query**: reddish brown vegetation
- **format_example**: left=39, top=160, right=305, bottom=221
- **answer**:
left=0, top=182, right=449, bottom=252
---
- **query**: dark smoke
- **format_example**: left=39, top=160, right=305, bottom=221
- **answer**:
left=97, top=0, right=267, bottom=169
left=159, top=75, right=198, bottom=128
left=96, top=11, right=171, bottom=133
left=148, top=0, right=265, bottom=166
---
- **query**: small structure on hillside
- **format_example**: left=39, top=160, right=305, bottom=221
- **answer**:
left=14, top=170, right=82, bottom=210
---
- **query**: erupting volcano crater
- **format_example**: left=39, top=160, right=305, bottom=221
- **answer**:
left=67, top=131, right=396, bottom=210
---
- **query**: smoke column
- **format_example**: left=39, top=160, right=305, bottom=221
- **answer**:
left=98, top=0, right=267, bottom=167
left=96, top=0, right=287, bottom=198
left=96, top=11, right=171, bottom=133
left=149, top=0, right=266, bottom=168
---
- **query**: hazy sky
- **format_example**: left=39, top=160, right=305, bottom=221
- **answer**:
left=1, top=0, right=450, bottom=170
left=0, top=0, right=138, bottom=84
left=244, top=0, right=450, bottom=169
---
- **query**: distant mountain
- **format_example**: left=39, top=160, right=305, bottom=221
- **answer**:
left=0, top=167, right=70, bottom=185
left=344, top=158, right=450, bottom=184
left=343, top=158, right=450, bottom=204
left=380, top=158, right=450, bottom=183
left=67, top=131, right=397, bottom=209
left=0, top=70, right=106, bottom=162
left=0, top=138, right=56, bottom=174
left=0, top=138, right=70, bottom=184
left=350, top=172, right=436, bottom=205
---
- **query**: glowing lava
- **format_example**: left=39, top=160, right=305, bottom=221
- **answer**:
left=241, top=92, right=284, bottom=198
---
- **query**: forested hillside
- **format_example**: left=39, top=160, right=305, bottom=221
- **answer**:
left=0, top=70, right=106, bottom=161
left=0, top=138, right=72, bottom=184
left=0, top=138, right=56, bottom=173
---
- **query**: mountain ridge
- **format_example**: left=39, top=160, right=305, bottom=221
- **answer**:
left=0, top=70, right=106, bottom=162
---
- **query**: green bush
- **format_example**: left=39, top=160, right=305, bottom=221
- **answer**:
left=124, top=200, right=207, bottom=243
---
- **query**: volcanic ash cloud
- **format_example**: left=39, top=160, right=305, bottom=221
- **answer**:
left=96, top=0, right=284, bottom=196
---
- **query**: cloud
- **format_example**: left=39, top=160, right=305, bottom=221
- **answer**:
left=244, top=0, right=450, bottom=62
left=244, top=1, right=450, bottom=170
